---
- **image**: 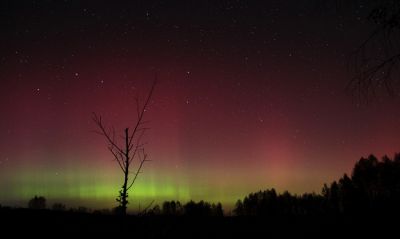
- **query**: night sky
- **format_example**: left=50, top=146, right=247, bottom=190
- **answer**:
left=1, top=1, right=399, bottom=211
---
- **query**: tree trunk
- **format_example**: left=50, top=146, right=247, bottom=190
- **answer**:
left=121, top=128, right=130, bottom=215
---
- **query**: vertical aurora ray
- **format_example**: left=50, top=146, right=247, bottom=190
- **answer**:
left=1, top=1, right=400, bottom=212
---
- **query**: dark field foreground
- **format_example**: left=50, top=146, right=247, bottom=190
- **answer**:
left=0, top=207, right=397, bottom=239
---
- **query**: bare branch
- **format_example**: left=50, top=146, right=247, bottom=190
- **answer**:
left=137, top=200, right=155, bottom=216
left=128, top=76, right=158, bottom=146
left=127, top=149, right=148, bottom=191
left=92, top=113, right=124, bottom=154
left=348, top=53, right=400, bottom=99
left=348, top=4, right=400, bottom=101
left=108, top=146, right=126, bottom=174
left=128, top=129, right=147, bottom=165
left=135, top=97, right=140, bottom=119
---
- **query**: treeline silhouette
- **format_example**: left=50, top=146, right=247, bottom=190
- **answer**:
left=24, top=197, right=224, bottom=216
left=146, top=200, right=223, bottom=216
left=234, top=154, right=400, bottom=216
left=3, top=153, right=400, bottom=238
left=19, top=153, right=400, bottom=217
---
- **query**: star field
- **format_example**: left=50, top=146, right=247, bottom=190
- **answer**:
left=0, top=1, right=399, bottom=210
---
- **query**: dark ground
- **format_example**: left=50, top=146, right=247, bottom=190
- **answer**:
left=0, top=207, right=397, bottom=239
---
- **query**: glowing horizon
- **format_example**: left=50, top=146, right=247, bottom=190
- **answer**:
left=1, top=1, right=400, bottom=212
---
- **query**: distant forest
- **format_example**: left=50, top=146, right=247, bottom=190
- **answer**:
left=143, top=153, right=400, bottom=216
left=17, top=153, right=400, bottom=217
left=233, top=154, right=400, bottom=216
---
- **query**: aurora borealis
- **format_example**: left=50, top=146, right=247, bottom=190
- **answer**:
left=1, top=1, right=400, bottom=211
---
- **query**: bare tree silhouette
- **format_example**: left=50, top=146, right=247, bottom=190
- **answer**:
left=92, top=78, right=157, bottom=215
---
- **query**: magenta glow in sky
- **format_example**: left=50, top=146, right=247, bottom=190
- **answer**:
left=0, top=1, right=399, bottom=210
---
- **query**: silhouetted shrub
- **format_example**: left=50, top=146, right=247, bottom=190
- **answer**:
left=112, top=205, right=125, bottom=215
left=28, top=196, right=46, bottom=209
left=77, top=206, right=89, bottom=213
left=183, top=200, right=211, bottom=216
left=146, top=205, right=161, bottom=216
left=162, top=200, right=183, bottom=215
left=52, top=203, right=66, bottom=211
left=93, top=209, right=111, bottom=215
